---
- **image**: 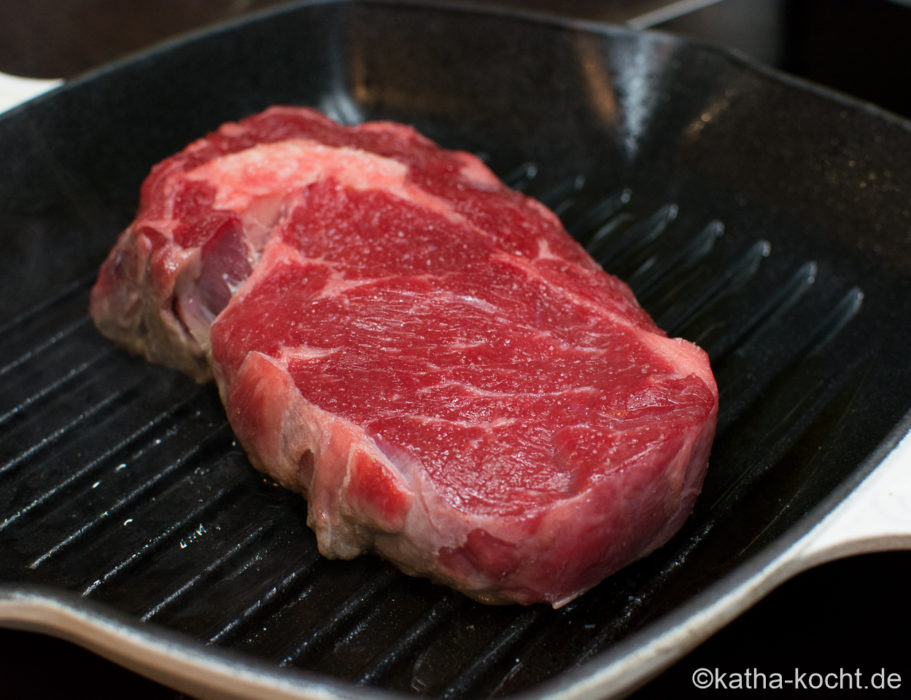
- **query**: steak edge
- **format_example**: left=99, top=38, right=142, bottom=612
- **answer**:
left=90, top=106, right=718, bottom=607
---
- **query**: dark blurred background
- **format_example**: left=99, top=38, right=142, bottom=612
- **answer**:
left=3, top=0, right=911, bottom=120
left=2, top=1, right=909, bottom=697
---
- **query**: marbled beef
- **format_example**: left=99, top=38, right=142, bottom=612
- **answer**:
left=91, top=107, right=718, bottom=606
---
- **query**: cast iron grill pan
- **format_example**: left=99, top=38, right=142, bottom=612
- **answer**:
left=1, top=2, right=910, bottom=697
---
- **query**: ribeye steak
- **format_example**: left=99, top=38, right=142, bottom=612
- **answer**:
left=90, top=107, right=718, bottom=606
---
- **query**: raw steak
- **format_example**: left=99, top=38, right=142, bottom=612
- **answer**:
left=91, top=106, right=718, bottom=606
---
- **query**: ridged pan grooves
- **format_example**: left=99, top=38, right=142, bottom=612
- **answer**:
left=0, top=297, right=95, bottom=362
left=0, top=163, right=873, bottom=699
left=207, top=547, right=324, bottom=645
left=626, top=220, right=725, bottom=299
left=439, top=609, right=544, bottom=699
left=27, top=423, right=235, bottom=570
left=0, top=378, right=146, bottom=479
left=0, top=347, right=118, bottom=428
left=0, top=275, right=94, bottom=339
left=0, top=390, right=207, bottom=535
left=277, top=569, right=401, bottom=666
left=81, top=473, right=252, bottom=598
left=699, top=260, right=818, bottom=363
left=0, top=317, right=91, bottom=375
left=355, top=595, right=461, bottom=686
left=140, top=522, right=274, bottom=622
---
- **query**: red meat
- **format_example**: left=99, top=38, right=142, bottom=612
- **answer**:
left=91, top=107, right=717, bottom=606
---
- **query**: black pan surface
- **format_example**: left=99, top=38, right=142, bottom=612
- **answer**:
left=1, top=1, right=910, bottom=697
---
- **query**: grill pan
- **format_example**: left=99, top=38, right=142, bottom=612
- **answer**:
left=1, top=1, right=910, bottom=697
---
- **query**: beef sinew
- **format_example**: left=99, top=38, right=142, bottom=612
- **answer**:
left=90, top=106, right=718, bottom=607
